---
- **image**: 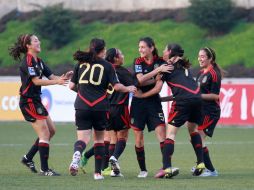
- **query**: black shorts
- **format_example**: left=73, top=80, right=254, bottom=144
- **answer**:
left=75, top=109, right=108, bottom=131
left=168, top=98, right=202, bottom=128
left=130, top=98, right=165, bottom=132
left=198, top=108, right=220, bottom=137
left=19, top=96, right=48, bottom=122
left=107, top=104, right=130, bottom=131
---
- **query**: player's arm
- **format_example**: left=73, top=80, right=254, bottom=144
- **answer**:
left=136, top=64, right=173, bottom=85
left=201, top=93, right=219, bottom=101
left=32, top=75, right=68, bottom=86
left=134, top=80, right=163, bottom=98
left=160, top=95, right=174, bottom=102
left=113, top=83, right=137, bottom=93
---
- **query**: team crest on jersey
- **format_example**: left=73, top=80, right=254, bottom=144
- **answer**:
left=28, top=67, right=36, bottom=75
left=202, top=76, right=208, bottom=83
left=135, top=65, right=142, bottom=72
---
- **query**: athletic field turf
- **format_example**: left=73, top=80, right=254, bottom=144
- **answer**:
left=0, top=122, right=253, bottom=190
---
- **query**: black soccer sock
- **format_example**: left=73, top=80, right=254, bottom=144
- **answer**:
left=74, top=140, right=86, bottom=154
left=26, top=138, right=39, bottom=160
left=113, top=138, right=126, bottom=159
left=203, top=147, right=215, bottom=171
left=94, top=143, right=105, bottom=174
left=38, top=141, right=49, bottom=171
left=190, top=132, right=204, bottom=164
left=84, top=147, right=94, bottom=159
left=162, top=138, right=174, bottom=169
left=102, top=141, right=110, bottom=169
left=109, top=144, right=116, bottom=158
left=135, top=146, right=147, bottom=171
left=160, top=141, right=164, bottom=155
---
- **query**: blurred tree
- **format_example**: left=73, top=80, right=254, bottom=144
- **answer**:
left=34, top=4, right=75, bottom=49
left=188, top=0, right=235, bottom=34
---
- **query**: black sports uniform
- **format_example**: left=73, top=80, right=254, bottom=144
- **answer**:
left=196, top=66, right=221, bottom=137
left=71, top=58, right=119, bottom=131
left=19, top=53, right=52, bottom=122
left=107, top=65, right=136, bottom=131
left=163, top=59, right=202, bottom=127
left=130, top=56, right=166, bottom=132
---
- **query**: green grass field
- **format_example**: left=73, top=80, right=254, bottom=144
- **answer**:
left=0, top=122, right=254, bottom=190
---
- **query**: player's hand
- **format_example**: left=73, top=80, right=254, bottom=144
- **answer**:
left=57, top=74, right=69, bottom=86
left=158, top=64, right=174, bottom=73
left=64, top=71, right=73, bottom=80
left=127, top=85, right=137, bottom=93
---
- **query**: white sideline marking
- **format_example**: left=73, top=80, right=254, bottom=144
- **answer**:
left=1, top=141, right=254, bottom=147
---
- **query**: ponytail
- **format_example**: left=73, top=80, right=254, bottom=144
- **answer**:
left=9, top=34, right=32, bottom=61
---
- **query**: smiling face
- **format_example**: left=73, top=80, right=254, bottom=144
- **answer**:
left=27, top=35, right=41, bottom=54
left=138, top=41, right=154, bottom=58
left=198, top=49, right=212, bottom=69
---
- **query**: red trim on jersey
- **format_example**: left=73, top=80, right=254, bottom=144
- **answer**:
left=135, top=57, right=145, bottom=65
left=209, top=68, right=218, bottom=82
left=167, top=82, right=200, bottom=94
left=78, top=92, right=107, bottom=107
left=21, top=81, right=33, bottom=95
left=168, top=101, right=177, bottom=123
left=26, top=53, right=33, bottom=66
left=118, top=94, right=128, bottom=105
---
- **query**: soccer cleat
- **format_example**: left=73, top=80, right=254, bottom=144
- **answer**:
left=94, top=173, right=104, bottom=180
left=80, top=152, right=89, bottom=174
left=137, top=171, right=148, bottom=178
left=69, top=151, right=81, bottom=176
left=154, top=167, right=179, bottom=179
left=109, top=156, right=120, bottom=175
left=21, top=155, right=38, bottom=173
left=199, top=169, right=218, bottom=177
left=192, top=162, right=205, bottom=176
left=39, top=169, right=60, bottom=176
left=110, top=170, right=124, bottom=177
left=102, top=167, right=112, bottom=176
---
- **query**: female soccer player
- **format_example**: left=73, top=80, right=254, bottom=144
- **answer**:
left=68, top=38, right=136, bottom=180
left=130, top=37, right=173, bottom=178
left=135, top=43, right=205, bottom=178
left=9, top=34, right=72, bottom=176
left=193, top=47, right=223, bottom=177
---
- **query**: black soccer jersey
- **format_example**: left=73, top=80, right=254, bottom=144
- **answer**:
left=19, top=53, right=52, bottom=98
left=163, top=59, right=201, bottom=100
left=71, top=58, right=119, bottom=111
left=133, top=56, right=165, bottom=100
left=108, top=65, right=136, bottom=105
left=196, top=66, right=221, bottom=109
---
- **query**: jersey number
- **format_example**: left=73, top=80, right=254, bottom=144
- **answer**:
left=79, top=63, right=104, bottom=85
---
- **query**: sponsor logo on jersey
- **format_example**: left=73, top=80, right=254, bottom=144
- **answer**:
left=135, top=65, right=142, bottom=72
left=28, top=67, right=36, bottom=76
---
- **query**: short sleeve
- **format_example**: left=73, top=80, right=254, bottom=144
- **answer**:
left=210, top=74, right=221, bottom=95
left=108, top=65, right=119, bottom=86
left=41, top=61, right=53, bottom=78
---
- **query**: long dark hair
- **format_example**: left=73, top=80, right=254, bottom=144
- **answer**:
left=9, top=34, right=33, bottom=61
left=139, top=37, right=159, bottom=57
left=105, top=48, right=119, bottom=64
left=167, top=43, right=191, bottom=68
left=201, top=47, right=226, bottom=78
left=73, top=38, right=106, bottom=63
